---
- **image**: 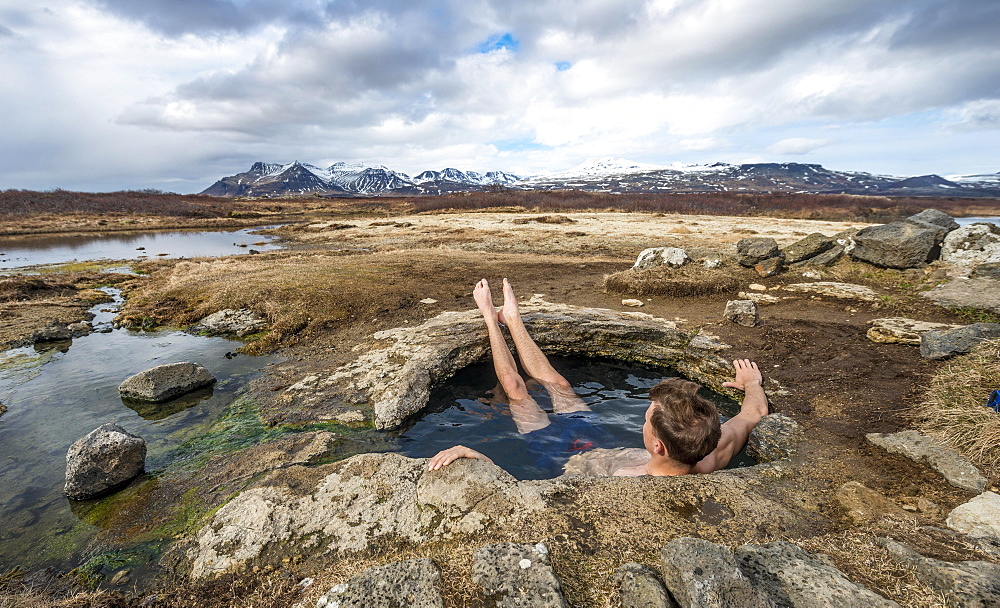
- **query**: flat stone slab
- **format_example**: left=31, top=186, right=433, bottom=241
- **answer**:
left=947, top=491, right=1000, bottom=541
left=783, top=282, right=879, bottom=302
left=866, top=430, right=987, bottom=493
left=282, top=297, right=737, bottom=429
left=878, top=538, right=1000, bottom=607
left=315, top=558, right=443, bottom=608
left=867, top=317, right=962, bottom=345
left=118, top=362, right=216, bottom=402
left=472, top=543, right=566, bottom=608
left=922, top=278, right=1000, bottom=314
left=735, top=541, right=901, bottom=607
left=659, top=538, right=770, bottom=608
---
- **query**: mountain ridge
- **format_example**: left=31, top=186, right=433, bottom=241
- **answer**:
left=201, top=158, right=1000, bottom=198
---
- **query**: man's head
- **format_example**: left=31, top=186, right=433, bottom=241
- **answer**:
left=644, top=377, right=721, bottom=466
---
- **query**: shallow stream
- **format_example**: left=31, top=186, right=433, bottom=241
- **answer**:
left=0, top=290, right=277, bottom=571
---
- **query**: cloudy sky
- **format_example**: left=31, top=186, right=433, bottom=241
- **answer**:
left=1, top=0, right=998, bottom=193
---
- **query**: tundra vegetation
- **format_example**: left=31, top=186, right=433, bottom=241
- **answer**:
left=1, top=190, right=999, bottom=607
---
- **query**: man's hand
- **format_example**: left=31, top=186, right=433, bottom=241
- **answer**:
left=427, top=445, right=494, bottom=471
left=722, top=359, right=762, bottom=392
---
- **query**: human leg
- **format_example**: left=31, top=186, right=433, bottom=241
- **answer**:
left=474, top=279, right=549, bottom=433
left=497, top=278, right=590, bottom=414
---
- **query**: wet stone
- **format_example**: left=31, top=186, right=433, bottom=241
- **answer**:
left=118, top=361, right=217, bottom=402
left=64, top=423, right=146, bottom=500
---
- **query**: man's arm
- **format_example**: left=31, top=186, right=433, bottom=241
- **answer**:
left=427, top=445, right=494, bottom=471
left=692, top=359, right=768, bottom=474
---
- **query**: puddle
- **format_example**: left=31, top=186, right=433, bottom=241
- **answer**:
left=0, top=289, right=277, bottom=571
left=397, top=355, right=752, bottom=480
left=0, top=226, right=283, bottom=272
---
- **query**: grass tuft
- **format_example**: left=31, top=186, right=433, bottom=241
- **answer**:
left=912, top=338, right=1000, bottom=476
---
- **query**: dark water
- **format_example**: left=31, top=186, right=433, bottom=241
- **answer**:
left=397, top=356, right=750, bottom=480
left=0, top=290, right=277, bottom=570
left=0, top=226, right=283, bottom=271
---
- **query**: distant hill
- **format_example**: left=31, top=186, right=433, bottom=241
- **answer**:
left=201, top=157, right=1000, bottom=198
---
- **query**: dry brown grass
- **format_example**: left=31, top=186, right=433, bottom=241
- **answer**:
left=602, top=262, right=744, bottom=297
left=796, top=529, right=948, bottom=608
left=912, top=338, right=1000, bottom=476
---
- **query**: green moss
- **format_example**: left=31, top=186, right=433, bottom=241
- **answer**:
left=950, top=307, right=1000, bottom=324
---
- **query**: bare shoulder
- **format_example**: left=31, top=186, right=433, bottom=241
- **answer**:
left=565, top=447, right=649, bottom=477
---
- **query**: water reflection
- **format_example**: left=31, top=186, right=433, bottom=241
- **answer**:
left=0, top=226, right=283, bottom=271
left=0, top=290, right=277, bottom=570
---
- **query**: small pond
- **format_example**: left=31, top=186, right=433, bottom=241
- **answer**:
left=0, top=226, right=283, bottom=272
left=955, top=216, right=999, bottom=227
left=0, top=290, right=277, bottom=571
left=397, top=356, right=751, bottom=480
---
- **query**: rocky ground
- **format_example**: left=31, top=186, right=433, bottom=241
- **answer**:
left=2, top=209, right=999, bottom=607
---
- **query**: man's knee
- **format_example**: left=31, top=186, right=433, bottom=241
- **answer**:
left=499, top=371, right=529, bottom=400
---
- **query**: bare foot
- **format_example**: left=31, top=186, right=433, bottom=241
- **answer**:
left=473, top=279, right=498, bottom=322
left=497, top=277, right=520, bottom=326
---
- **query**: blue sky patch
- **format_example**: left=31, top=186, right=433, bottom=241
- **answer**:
left=555, top=61, right=571, bottom=71
left=478, top=33, right=519, bottom=53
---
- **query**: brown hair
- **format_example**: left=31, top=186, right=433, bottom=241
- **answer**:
left=648, top=377, right=722, bottom=465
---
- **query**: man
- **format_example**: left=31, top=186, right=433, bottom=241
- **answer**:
left=427, top=278, right=768, bottom=476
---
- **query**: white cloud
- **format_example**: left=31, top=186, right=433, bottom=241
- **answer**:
left=767, top=138, right=832, bottom=155
left=1, top=0, right=1000, bottom=191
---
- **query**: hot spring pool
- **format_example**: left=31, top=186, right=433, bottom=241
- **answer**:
left=397, top=355, right=753, bottom=479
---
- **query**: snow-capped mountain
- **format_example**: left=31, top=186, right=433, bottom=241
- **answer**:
left=201, top=161, right=521, bottom=197
left=202, top=159, right=1000, bottom=198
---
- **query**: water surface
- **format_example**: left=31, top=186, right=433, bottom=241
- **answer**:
left=398, top=356, right=750, bottom=480
left=0, top=290, right=276, bottom=570
left=0, top=226, right=282, bottom=271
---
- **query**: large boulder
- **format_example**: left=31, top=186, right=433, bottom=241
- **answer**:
left=633, top=247, right=689, bottom=270
left=920, top=323, right=1000, bottom=360
left=315, top=558, right=444, bottom=608
left=734, top=541, right=901, bottom=607
left=65, top=423, right=146, bottom=500
left=866, top=430, right=987, bottom=492
left=736, top=238, right=780, bottom=267
left=472, top=543, right=566, bottom=608
left=940, top=223, right=1000, bottom=267
left=783, top=233, right=836, bottom=264
left=118, top=362, right=217, bottom=402
left=851, top=210, right=957, bottom=268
